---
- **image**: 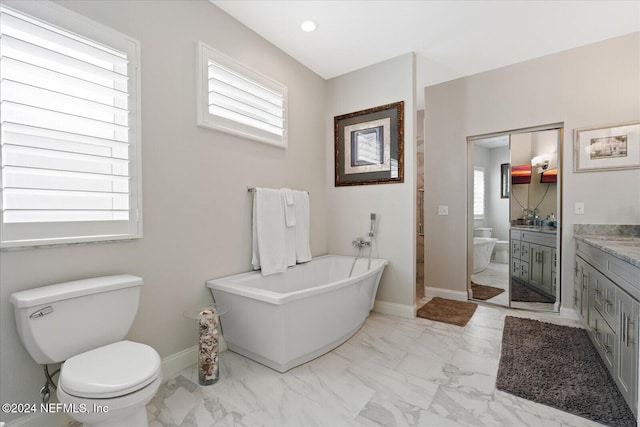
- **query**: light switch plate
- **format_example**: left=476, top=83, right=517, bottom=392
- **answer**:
left=438, top=205, right=448, bottom=215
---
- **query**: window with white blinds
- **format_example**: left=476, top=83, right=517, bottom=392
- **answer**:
left=0, top=2, right=142, bottom=248
left=197, top=42, right=288, bottom=148
left=473, top=167, right=485, bottom=219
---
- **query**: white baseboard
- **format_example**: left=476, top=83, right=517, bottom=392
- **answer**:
left=160, top=344, right=198, bottom=380
left=559, top=306, right=581, bottom=321
left=161, top=335, right=228, bottom=380
left=372, top=300, right=415, bottom=319
left=424, top=286, right=468, bottom=302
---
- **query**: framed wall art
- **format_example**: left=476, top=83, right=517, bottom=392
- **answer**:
left=334, top=101, right=404, bottom=186
left=500, top=163, right=510, bottom=198
left=574, top=121, right=640, bottom=172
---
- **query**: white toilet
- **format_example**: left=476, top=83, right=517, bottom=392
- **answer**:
left=493, top=241, right=510, bottom=263
left=473, top=227, right=493, bottom=238
left=473, top=228, right=509, bottom=264
left=10, top=275, right=162, bottom=427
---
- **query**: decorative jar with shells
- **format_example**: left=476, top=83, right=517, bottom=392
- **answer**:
left=184, top=304, right=227, bottom=385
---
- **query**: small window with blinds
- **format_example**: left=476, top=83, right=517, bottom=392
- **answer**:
left=197, top=42, right=288, bottom=148
left=0, top=3, right=142, bottom=248
left=474, top=167, right=485, bottom=220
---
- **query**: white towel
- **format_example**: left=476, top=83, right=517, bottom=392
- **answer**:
left=281, top=188, right=296, bottom=227
left=281, top=188, right=297, bottom=267
left=293, top=190, right=312, bottom=263
left=251, top=188, right=297, bottom=275
left=251, top=188, right=292, bottom=276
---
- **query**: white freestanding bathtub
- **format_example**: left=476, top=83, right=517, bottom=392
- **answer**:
left=473, top=237, right=498, bottom=273
left=206, top=255, right=388, bottom=372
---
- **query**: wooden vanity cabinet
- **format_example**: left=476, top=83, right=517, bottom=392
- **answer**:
left=574, top=256, right=590, bottom=322
left=575, top=239, right=639, bottom=417
left=617, top=289, right=639, bottom=409
left=510, top=228, right=556, bottom=298
left=529, top=243, right=553, bottom=293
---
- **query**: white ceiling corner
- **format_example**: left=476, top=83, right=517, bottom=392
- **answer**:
left=211, top=1, right=640, bottom=109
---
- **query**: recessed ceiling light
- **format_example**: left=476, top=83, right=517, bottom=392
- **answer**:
left=300, top=20, right=317, bottom=32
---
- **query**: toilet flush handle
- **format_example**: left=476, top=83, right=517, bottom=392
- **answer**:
left=30, top=306, right=53, bottom=319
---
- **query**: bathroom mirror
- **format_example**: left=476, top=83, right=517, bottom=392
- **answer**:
left=509, top=128, right=560, bottom=311
left=468, top=125, right=562, bottom=312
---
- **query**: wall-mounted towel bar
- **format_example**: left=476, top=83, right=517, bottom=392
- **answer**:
left=247, top=187, right=309, bottom=194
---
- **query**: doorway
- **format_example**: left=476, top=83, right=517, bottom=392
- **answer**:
left=467, top=124, right=563, bottom=311
left=416, top=110, right=425, bottom=300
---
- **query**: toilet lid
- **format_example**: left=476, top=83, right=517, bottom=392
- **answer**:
left=60, top=340, right=161, bottom=399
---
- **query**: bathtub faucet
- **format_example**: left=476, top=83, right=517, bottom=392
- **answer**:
left=352, top=238, right=371, bottom=248
left=350, top=238, right=370, bottom=277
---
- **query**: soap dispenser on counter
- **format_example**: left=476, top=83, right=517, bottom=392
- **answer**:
left=546, top=213, right=557, bottom=228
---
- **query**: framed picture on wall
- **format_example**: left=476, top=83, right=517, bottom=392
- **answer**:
left=500, top=163, right=510, bottom=198
left=334, top=101, right=404, bottom=186
left=574, top=121, right=640, bottom=172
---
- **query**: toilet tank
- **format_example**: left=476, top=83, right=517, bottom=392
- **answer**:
left=474, top=227, right=492, bottom=237
left=10, top=275, right=142, bottom=365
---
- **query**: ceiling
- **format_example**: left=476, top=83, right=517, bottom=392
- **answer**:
left=474, top=135, right=510, bottom=149
left=212, top=1, right=640, bottom=109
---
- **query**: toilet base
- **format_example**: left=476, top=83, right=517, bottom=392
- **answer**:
left=493, top=241, right=510, bottom=264
left=493, top=252, right=509, bottom=264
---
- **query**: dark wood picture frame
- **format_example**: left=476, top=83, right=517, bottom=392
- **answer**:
left=500, top=163, right=510, bottom=198
left=334, top=101, right=404, bottom=186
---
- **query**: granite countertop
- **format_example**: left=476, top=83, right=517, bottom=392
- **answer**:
left=574, top=225, right=640, bottom=268
left=511, top=225, right=557, bottom=235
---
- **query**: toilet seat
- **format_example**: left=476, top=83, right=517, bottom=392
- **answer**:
left=59, top=340, right=161, bottom=399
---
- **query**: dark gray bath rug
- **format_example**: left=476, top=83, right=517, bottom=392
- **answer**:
left=496, top=316, right=635, bottom=427
left=510, top=279, right=555, bottom=303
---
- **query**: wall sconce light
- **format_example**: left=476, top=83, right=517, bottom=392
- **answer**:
left=531, top=152, right=557, bottom=173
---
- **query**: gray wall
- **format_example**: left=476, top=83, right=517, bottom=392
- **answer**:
left=0, top=1, right=328, bottom=422
left=473, top=145, right=510, bottom=241
left=473, top=146, right=491, bottom=230
left=488, top=146, right=510, bottom=241
left=326, top=53, right=417, bottom=313
left=424, top=32, right=640, bottom=305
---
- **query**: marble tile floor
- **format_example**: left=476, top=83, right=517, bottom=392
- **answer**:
left=146, top=305, right=608, bottom=427
left=471, top=262, right=557, bottom=312
left=471, top=261, right=510, bottom=307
